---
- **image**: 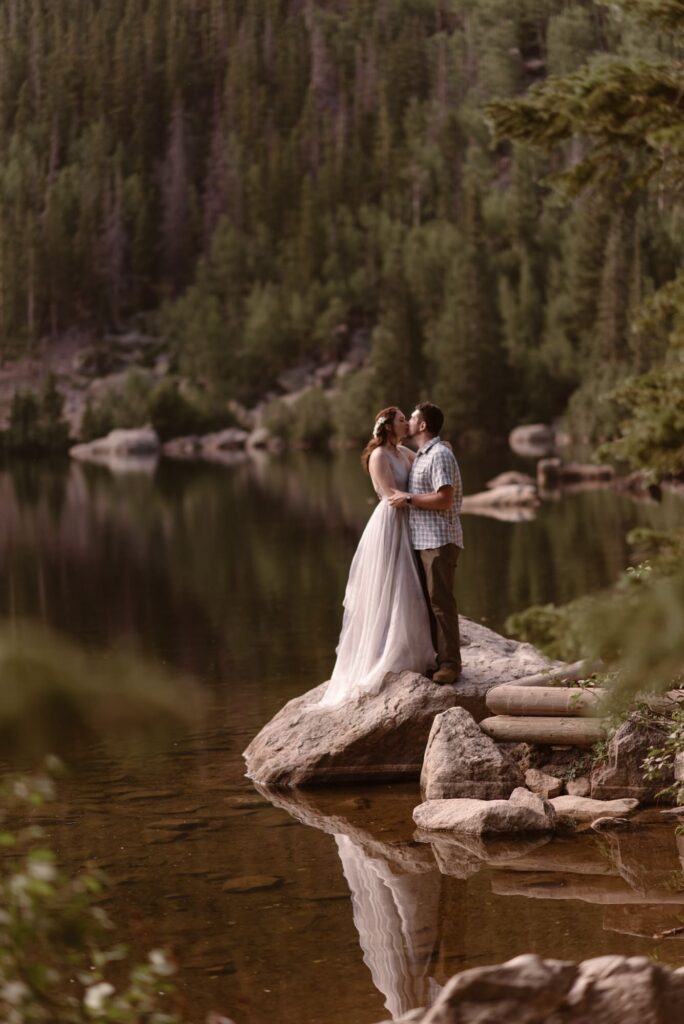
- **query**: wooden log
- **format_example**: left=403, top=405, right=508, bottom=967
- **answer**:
left=491, top=871, right=684, bottom=905
left=486, top=685, right=605, bottom=718
left=479, top=715, right=605, bottom=748
left=503, top=659, right=604, bottom=688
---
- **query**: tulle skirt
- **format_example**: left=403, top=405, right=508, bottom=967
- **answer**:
left=318, top=500, right=436, bottom=707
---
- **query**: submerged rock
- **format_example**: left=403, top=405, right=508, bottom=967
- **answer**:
left=375, top=953, right=684, bottom=1024
left=243, top=617, right=558, bottom=787
left=413, top=787, right=556, bottom=836
left=421, top=707, right=524, bottom=800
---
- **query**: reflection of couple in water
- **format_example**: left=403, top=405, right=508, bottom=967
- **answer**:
left=317, top=402, right=464, bottom=709
left=263, top=787, right=443, bottom=1021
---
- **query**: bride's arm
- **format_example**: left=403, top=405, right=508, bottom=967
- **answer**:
left=368, top=448, right=397, bottom=499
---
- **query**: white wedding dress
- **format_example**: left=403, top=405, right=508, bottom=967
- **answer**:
left=317, top=448, right=436, bottom=707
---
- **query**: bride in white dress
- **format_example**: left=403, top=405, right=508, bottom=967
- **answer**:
left=317, top=407, right=436, bottom=708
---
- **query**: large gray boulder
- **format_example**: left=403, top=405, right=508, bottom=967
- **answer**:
left=421, top=707, right=523, bottom=800
left=376, top=954, right=684, bottom=1024
left=591, top=714, right=673, bottom=802
left=413, top=787, right=556, bottom=836
left=243, top=618, right=558, bottom=787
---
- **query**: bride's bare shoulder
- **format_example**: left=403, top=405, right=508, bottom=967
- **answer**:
left=368, top=446, right=388, bottom=465
left=398, top=445, right=416, bottom=463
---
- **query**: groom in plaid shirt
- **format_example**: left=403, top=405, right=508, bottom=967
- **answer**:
left=389, top=402, right=463, bottom=684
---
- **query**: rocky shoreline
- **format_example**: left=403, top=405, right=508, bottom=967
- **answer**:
left=246, top=622, right=684, bottom=1023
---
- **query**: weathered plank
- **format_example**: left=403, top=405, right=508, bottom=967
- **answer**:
left=486, top=685, right=604, bottom=718
left=479, top=715, right=605, bottom=748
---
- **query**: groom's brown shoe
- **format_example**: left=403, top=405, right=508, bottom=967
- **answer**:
left=432, top=666, right=461, bottom=685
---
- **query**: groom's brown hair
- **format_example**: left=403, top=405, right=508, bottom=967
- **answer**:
left=414, top=402, right=444, bottom=436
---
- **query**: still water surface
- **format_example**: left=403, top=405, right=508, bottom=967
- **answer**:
left=2, top=450, right=684, bottom=1023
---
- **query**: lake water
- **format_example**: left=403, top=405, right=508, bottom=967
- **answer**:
left=2, top=450, right=684, bottom=1023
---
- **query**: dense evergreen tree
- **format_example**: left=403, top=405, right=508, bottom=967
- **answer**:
left=0, top=0, right=681, bottom=438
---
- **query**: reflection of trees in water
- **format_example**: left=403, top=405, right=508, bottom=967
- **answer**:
left=0, top=454, right=679, bottom=687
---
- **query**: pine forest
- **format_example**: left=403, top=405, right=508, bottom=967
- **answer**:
left=0, top=0, right=682, bottom=444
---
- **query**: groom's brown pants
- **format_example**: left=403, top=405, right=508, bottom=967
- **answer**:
left=416, top=544, right=462, bottom=671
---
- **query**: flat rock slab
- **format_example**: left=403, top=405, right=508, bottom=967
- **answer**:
left=413, top=787, right=556, bottom=836
left=244, top=617, right=557, bottom=787
left=550, top=795, right=639, bottom=823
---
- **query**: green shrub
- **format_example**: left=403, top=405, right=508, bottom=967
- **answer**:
left=261, top=398, right=294, bottom=440
left=289, top=387, right=332, bottom=448
left=5, top=374, right=70, bottom=453
left=78, top=374, right=236, bottom=442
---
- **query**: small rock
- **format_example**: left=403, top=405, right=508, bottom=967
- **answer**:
left=550, top=795, right=639, bottom=823
left=201, top=427, right=249, bottom=452
left=525, top=769, right=563, bottom=800
left=461, top=484, right=539, bottom=509
left=566, top=776, right=591, bottom=798
left=163, top=435, right=202, bottom=458
left=246, top=426, right=271, bottom=449
left=221, top=875, right=283, bottom=893
left=486, top=471, right=536, bottom=489
left=421, top=707, right=524, bottom=800
left=509, top=424, right=556, bottom=456
left=591, top=816, right=633, bottom=832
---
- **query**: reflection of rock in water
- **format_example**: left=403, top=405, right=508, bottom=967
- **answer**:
left=256, top=785, right=442, bottom=1020
left=335, top=834, right=441, bottom=1021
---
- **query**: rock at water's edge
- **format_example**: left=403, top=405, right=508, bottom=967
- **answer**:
left=591, top=715, right=673, bottom=802
left=421, top=707, right=523, bottom=800
left=374, top=953, right=684, bottom=1024
left=550, top=795, right=639, bottom=823
left=413, top=787, right=556, bottom=836
left=243, top=617, right=558, bottom=788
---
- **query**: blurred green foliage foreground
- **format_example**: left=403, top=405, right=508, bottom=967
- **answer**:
left=0, top=763, right=188, bottom=1024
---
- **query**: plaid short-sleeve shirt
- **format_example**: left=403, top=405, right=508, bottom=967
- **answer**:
left=408, top=437, right=463, bottom=550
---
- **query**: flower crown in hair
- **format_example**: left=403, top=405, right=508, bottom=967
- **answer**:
left=372, top=414, right=390, bottom=438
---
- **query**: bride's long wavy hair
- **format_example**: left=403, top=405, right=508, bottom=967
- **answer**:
left=361, top=406, right=401, bottom=472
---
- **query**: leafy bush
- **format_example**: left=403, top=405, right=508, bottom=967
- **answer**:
left=79, top=374, right=235, bottom=441
left=289, top=387, right=333, bottom=448
left=261, top=398, right=294, bottom=440
left=4, top=375, right=70, bottom=453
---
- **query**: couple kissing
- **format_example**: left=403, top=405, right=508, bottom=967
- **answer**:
left=317, top=402, right=463, bottom=709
